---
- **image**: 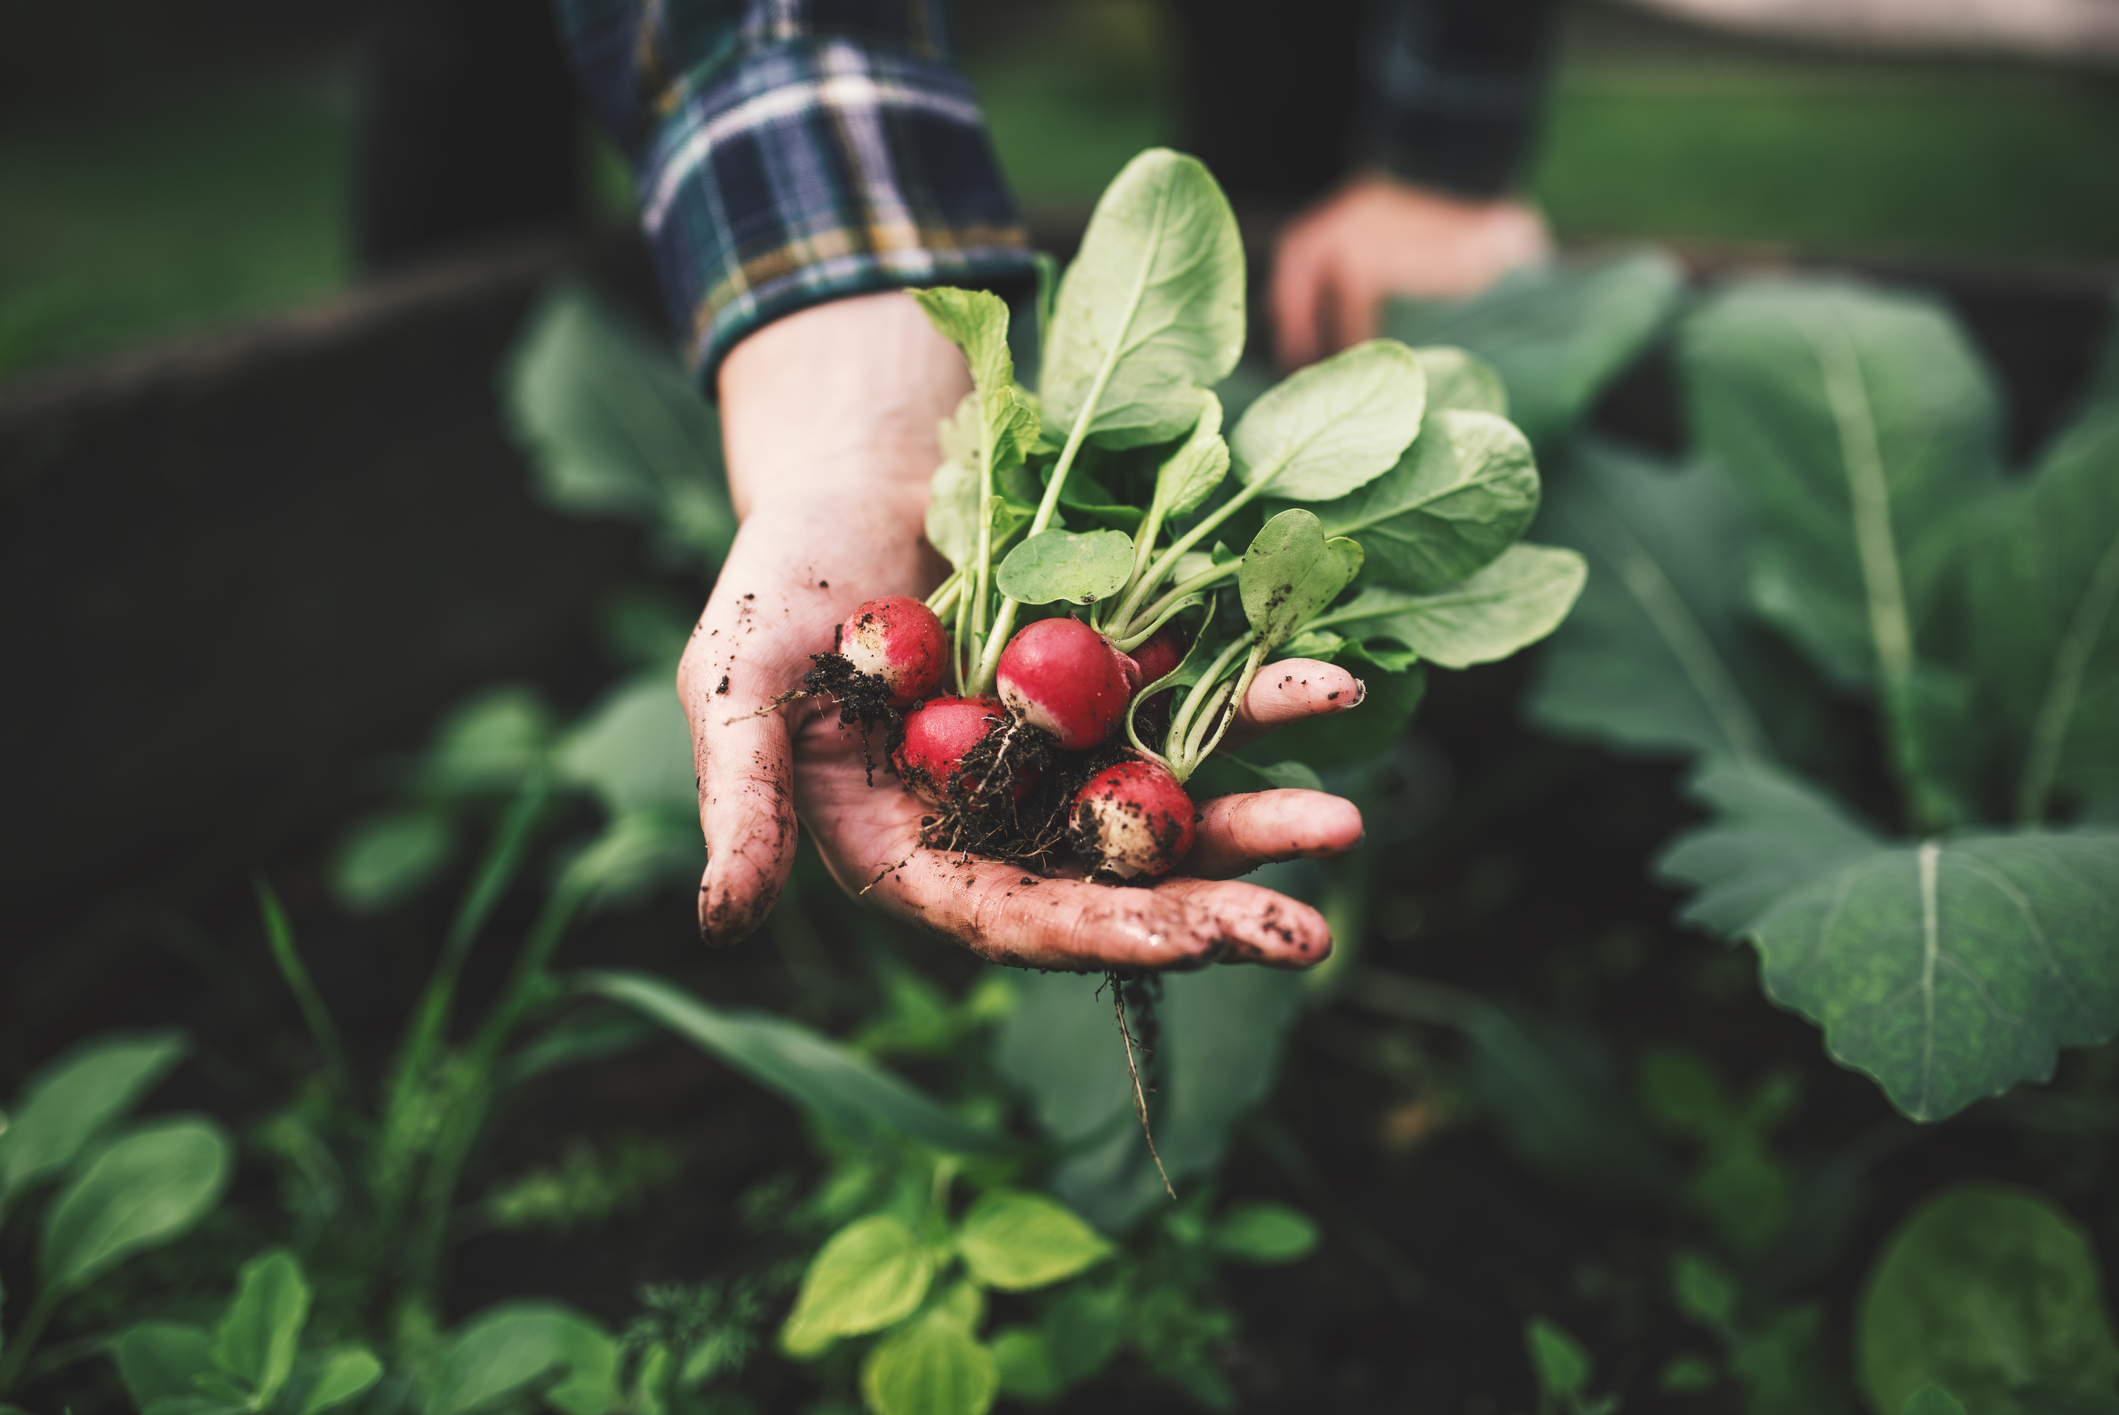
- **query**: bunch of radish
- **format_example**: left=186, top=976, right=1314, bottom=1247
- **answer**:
left=789, top=148, right=1586, bottom=881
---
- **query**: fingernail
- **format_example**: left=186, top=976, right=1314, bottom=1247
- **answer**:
left=1350, top=678, right=1367, bottom=708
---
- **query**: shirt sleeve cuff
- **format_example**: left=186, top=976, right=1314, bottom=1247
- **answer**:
left=636, top=36, right=1037, bottom=387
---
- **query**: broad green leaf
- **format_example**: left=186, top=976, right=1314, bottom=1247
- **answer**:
left=859, top=1309, right=999, bottom=1415
left=1042, top=148, right=1245, bottom=448
left=1151, top=390, right=1230, bottom=519
left=1413, top=346, right=1509, bottom=416
left=0, top=1030, right=184, bottom=1205
left=1231, top=339, right=1426, bottom=501
left=1658, top=758, right=2119, bottom=1121
left=1207, top=1203, right=1319, bottom=1265
left=1526, top=1318, right=1593, bottom=1400
left=1673, top=1250, right=1740, bottom=1336
left=1903, top=1386, right=1969, bottom=1415
left=425, top=1303, right=622, bottom=1415
left=578, top=970, right=1014, bottom=1156
left=996, top=528, right=1136, bottom=605
left=113, top=1322, right=217, bottom=1408
left=915, top=291, right=1039, bottom=472
left=416, top=687, right=555, bottom=797
left=1859, top=1182, right=2119, bottom=1415
left=1240, top=510, right=1360, bottom=650
left=1387, top=247, right=1683, bottom=447
left=1969, top=403, right=2119, bottom=820
left=989, top=1328, right=1061, bottom=1400
left=1528, top=438, right=1781, bottom=762
left=925, top=448, right=984, bottom=572
left=297, top=1347, right=385, bottom=1415
left=1040, top=1280, right=1127, bottom=1386
left=213, top=1248, right=310, bottom=1403
left=1682, top=277, right=2001, bottom=687
left=41, top=1117, right=231, bottom=1294
left=955, top=1190, right=1113, bottom=1291
left=1303, top=408, right=1539, bottom=592
left=560, top=809, right=702, bottom=914
left=1313, top=544, right=1586, bottom=670
left=1732, top=1302, right=1856, bottom=1415
left=781, top=1216, right=933, bottom=1356
left=502, top=283, right=734, bottom=567
left=330, top=808, right=455, bottom=914
left=556, top=674, right=693, bottom=815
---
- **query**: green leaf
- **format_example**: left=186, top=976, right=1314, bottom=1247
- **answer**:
left=989, top=1327, right=1061, bottom=1400
left=1303, top=408, right=1539, bottom=592
left=296, top=1347, right=385, bottom=1415
left=858, top=1309, right=999, bottom=1415
left=1683, top=277, right=2001, bottom=688
left=1659, top=1354, right=1722, bottom=1394
left=1230, top=339, right=1427, bottom=501
left=925, top=445, right=985, bottom=573
left=1903, top=1386, right=1969, bottom=1415
left=502, top=283, right=734, bottom=568
left=781, top=1216, right=933, bottom=1357
left=1672, top=1249, right=1740, bottom=1337
left=1207, top=1202, right=1319, bottom=1265
left=1659, top=758, right=2119, bottom=1121
left=560, top=809, right=703, bottom=915
left=212, top=1249, right=309, bottom=1403
left=40, top=1117, right=230, bottom=1294
left=1239, top=510, right=1361, bottom=650
left=555, top=673, right=694, bottom=815
left=425, top=1303, right=623, bottom=1415
left=1041, top=1280, right=1127, bottom=1387
left=330, top=808, right=456, bottom=914
left=913, top=289, right=1015, bottom=419
left=1042, top=148, right=1246, bottom=448
left=996, top=528, right=1137, bottom=605
left=0, top=1030, right=184, bottom=1207
left=1151, top=389, right=1231, bottom=519
left=1859, top=1182, right=2119, bottom=1415
left=1969, top=403, right=2119, bottom=820
left=113, top=1322, right=217, bottom=1408
left=955, top=1191, right=1113, bottom=1291
left=577, top=970, right=1015, bottom=1156
left=415, top=687, right=555, bottom=797
left=1525, top=1318, right=1593, bottom=1400
left=1413, top=346, right=1509, bottom=416
left=1387, top=247, right=1683, bottom=447
left=1314, top=544, right=1586, bottom=670
left=1733, top=1303, right=1856, bottom=1415
left=1528, top=439, right=1787, bottom=762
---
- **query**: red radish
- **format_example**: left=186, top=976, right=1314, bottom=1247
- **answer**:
left=837, top=596, right=948, bottom=707
left=893, top=696, right=1035, bottom=806
left=997, top=617, right=1133, bottom=751
left=1071, top=756, right=1197, bottom=880
left=1125, top=624, right=1187, bottom=688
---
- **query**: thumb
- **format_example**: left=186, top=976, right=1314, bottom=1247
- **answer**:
left=676, top=553, right=824, bottom=947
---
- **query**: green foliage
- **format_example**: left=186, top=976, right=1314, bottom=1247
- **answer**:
left=330, top=808, right=456, bottom=914
left=1228, top=339, right=1427, bottom=501
left=781, top=1217, right=934, bottom=1357
left=1858, top=1183, right=2119, bottom=1415
left=1532, top=271, right=2119, bottom=1122
left=113, top=1250, right=380, bottom=1415
left=502, top=282, right=735, bottom=570
left=1387, top=248, right=1684, bottom=448
left=1525, top=1318, right=1621, bottom=1415
left=1238, top=510, right=1362, bottom=652
left=955, top=1191, right=1113, bottom=1291
left=0, top=1031, right=185, bottom=1215
left=1903, top=1386, right=1969, bottom=1415
left=996, top=527, right=1136, bottom=605
left=1303, top=408, right=1539, bottom=592
left=1206, top=1203, right=1319, bottom=1265
left=1313, top=546, right=1587, bottom=671
left=41, top=1118, right=231, bottom=1295
left=481, top=1135, right=680, bottom=1236
left=859, top=1309, right=998, bottom=1415
left=1659, top=759, right=2119, bottom=1121
left=424, top=1303, right=623, bottom=1415
left=1041, top=148, right=1246, bottom=448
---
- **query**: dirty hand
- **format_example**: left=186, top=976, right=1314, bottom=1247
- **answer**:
left=676, top=292, right=1366, bottom=972
left=1271, top=173, right=1552, bottom=369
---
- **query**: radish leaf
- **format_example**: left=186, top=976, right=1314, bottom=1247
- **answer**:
left=1303, top=408, right=1538, bottom=593
left=1150, top=390, right=1230, bottom=521
left=1413, top=346, right=1509, bottom=416
left=997, top=528, right=1136, bottom=605
left=1041, top=149, right=1245, bottom=449
left=1314, top=545, right=1585, bottom=669
left=1230, top=339, right=1427, bottom=501
left=1239, top=510, right=1361, bottom=650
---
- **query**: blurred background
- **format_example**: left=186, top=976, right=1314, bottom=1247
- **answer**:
left=3, top=0, right=2116, bottom=383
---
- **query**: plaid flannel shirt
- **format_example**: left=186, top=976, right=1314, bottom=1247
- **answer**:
left=553, top=0, right=1034, bottom=386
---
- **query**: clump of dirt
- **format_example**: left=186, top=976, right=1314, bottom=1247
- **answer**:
left=800, top=650, right=902, bottom=733
left=911, top=722, right=1138, bottom=877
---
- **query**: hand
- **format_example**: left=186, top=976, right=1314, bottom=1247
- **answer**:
left=1271, top=173, right=1553, bottom=369
left=677, top=292, right=1367, bottom=972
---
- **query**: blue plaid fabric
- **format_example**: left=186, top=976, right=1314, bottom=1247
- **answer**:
left=553, top=0, right=1034, bottom=386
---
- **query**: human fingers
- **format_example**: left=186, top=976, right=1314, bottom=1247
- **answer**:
left=676, top=526, right=848, bottom=946
left=1333, top=266, right=1383, bottom=351
left=1220, top=657, right=1364, bottom=749
left=1184, top=789, right=1365, bottom=880
left=1270, top=221, right=1330, bottom=370
left=859, top=846, right=1334, bottom=971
